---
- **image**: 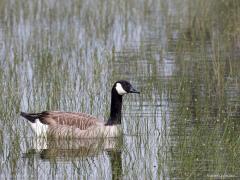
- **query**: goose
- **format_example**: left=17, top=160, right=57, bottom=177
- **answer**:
left=20, top=80, right=140, bottom=138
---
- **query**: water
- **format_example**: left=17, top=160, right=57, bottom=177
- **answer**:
left=0, top=0, right=240, bottom=179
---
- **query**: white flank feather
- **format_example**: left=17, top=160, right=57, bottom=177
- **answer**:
left=29, top=119, right=48, bottom=137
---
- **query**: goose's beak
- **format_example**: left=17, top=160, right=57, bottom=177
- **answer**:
left=129, top=87, right=140, bottom=94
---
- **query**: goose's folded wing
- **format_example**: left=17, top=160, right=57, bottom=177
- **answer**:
left=39, top=111, right=101, bottom=130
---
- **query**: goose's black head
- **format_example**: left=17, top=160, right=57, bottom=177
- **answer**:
left=106, top=80, right=140, bottom=125
left=112, top=80, right=140, bottom=96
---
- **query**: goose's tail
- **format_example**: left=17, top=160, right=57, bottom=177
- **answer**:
left=20, top=112, right=41, bottom=123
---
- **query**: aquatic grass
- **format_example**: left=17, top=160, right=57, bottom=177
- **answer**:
left=165, top=1, right=240, bottom=178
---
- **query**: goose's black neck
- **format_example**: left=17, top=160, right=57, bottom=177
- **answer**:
left=105, top=89, right=123, bottom=126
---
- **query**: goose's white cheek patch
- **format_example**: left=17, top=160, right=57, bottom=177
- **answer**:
left=116, top=83, right=127, bottom=95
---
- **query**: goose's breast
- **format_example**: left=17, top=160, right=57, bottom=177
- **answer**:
left=102, top=125, right=122, bottom=137
left=80, top=125, right=122, bottom=138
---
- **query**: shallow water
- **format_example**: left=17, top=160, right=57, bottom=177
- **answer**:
left=0, top=0, right=240, bottom=179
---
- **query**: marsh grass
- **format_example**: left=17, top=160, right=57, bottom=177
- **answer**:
left=165, top=1, right=240, bottom=178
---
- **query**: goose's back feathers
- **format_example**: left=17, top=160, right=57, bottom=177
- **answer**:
left=39, top=111, right=100, bottom=130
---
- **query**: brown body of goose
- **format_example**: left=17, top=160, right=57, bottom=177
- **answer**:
left=20, top=80, right=140, bottom=138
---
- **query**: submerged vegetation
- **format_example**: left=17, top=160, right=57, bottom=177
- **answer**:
left=0, top=0, right=239, bottom=179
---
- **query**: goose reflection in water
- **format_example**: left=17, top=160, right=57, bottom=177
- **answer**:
left=23, top=137, right=123, bottom=179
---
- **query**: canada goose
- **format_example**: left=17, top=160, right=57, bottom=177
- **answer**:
left=20, top=80, right=140, bottom=138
